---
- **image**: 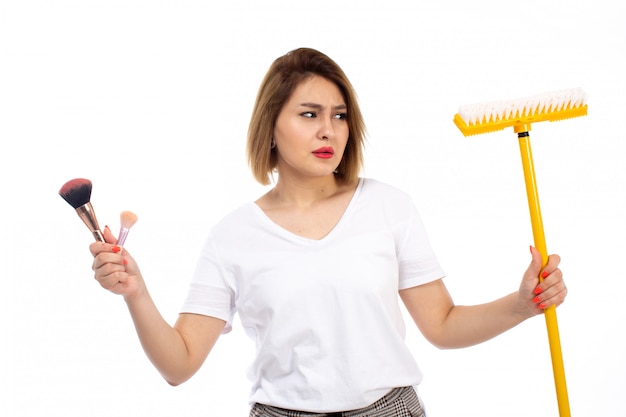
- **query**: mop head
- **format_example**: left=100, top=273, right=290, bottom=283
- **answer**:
left=453, top=87, right=588, bottom=136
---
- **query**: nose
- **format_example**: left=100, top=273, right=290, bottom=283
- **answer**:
left=319, top=116, right=335, bottom=140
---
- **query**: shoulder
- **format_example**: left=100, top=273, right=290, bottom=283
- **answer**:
left=208, top=203, right=259, bottom=238
left=356, top=178, right=422, bottom=228
left=359, top=177, right=414, bottom=204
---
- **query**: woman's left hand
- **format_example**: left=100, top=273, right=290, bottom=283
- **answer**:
left=518, top=246, right=568, bottom=317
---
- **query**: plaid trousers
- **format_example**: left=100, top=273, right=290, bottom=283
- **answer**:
left=249, top=386, right=425, bottom=417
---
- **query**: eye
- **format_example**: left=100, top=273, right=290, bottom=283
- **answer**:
left=334, top=112, right=348, bottom=120
left=301, top=111, right=316, bottom=118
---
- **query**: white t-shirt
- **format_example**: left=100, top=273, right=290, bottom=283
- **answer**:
left=181, top=178, right=445, bottom=412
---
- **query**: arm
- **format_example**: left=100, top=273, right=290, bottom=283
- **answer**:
left=400, top=246, right=567, bottom=349
left=90, top=227, right=225, bottom=385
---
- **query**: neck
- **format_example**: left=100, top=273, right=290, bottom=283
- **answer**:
left=271, top=174, right=342, bottom=207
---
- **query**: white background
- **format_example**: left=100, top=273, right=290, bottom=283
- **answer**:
left=1, top=1, right=624, bottom=416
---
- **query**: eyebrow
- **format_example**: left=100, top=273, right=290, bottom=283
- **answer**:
left=299, top=102, right=347, bottom=110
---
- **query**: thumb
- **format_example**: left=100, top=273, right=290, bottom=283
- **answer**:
left=526, top=246, right=545, bottom=283
left=102, top=225, right=118, bottom=244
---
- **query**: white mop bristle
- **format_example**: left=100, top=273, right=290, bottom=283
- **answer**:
left=454, top=87, right=588, bottom=136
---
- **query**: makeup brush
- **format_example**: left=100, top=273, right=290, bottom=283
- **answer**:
left=117, top=210, right=138, bottom=249
left=58, top=178, right=104, bottom=242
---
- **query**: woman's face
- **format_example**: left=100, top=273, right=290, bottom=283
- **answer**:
left=273, top=76, right=349, bottom=181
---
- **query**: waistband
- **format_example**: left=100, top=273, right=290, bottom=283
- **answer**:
left=249, top=386, right=425, bottom=417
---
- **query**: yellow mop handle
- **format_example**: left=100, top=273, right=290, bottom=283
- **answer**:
left=517, top=125, right=570, bottom=417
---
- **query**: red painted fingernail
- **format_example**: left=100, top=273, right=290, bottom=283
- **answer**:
left=534, top=287, right=543, bottom=295
left=112, top=246, right=121, bottom=253
left=541, top=271, right=549, bottom=279
left=533, top=296, right=541, bottom=303
left=538, top=303, right=547, bottom=309
left=123, top=259, right=128, bottom=266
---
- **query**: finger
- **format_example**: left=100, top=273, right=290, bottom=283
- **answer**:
left=539, top=269, right=565, bottom=295
left=92, top=252, right=121, bottom=270
left=89, top=230, right=119, bottom=257
left=535, top=283, right=568, bottom=309
left=540, top=254, right=561, bottom=280
left=103, top=225, right=118, bottom=244
left=525, top=246, right=544, bottom=285
left=529, top=246, right=543, bottom=272
left=89, top=241, right=105, bottom=257
left=93, top=255, right=125, bottom=277
left=533, top=269, right=567, bottom=309
left=535, top=254, right=562, bottom=295
left=97, top=270, right=129, bottom=291
left=93, top=254, right=128, bottom=281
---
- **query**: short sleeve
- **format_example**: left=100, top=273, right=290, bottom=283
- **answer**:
left=180, top=236, right=236, bottom=333
left=396, top=199, right=446, bottom=290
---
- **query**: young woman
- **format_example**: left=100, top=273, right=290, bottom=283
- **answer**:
left=90, top=48, right=567, bottom=416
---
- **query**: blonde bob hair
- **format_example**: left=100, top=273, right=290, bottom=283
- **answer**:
left=247, top=48, right=366, bottom=185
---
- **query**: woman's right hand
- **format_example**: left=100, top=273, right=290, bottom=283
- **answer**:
left=90, top=225, right=144, bottom=300
left=89, top=226, right=226, bottom=386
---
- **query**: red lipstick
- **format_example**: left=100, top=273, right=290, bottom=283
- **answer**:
left=312, top=146, right=334, bottom=159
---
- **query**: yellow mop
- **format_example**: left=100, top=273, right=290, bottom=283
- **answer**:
left=453, top=87, right=588, bottom=417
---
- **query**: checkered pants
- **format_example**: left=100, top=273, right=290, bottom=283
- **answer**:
left=249, top=386, right=425, bottom=417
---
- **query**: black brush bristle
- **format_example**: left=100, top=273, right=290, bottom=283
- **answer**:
left=59, top=178, right=93, bottom=209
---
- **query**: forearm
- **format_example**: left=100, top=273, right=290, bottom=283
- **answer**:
left=124, top=291, right=194, bottom=385
left=435, top=292, right=532, bottom=349
left=91, top=237, right=219, bottom=385
left=402, top=250, right=564, bottom=350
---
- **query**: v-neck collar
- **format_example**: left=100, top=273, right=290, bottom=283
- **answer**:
left=251, top=178, right=364, bottom=244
